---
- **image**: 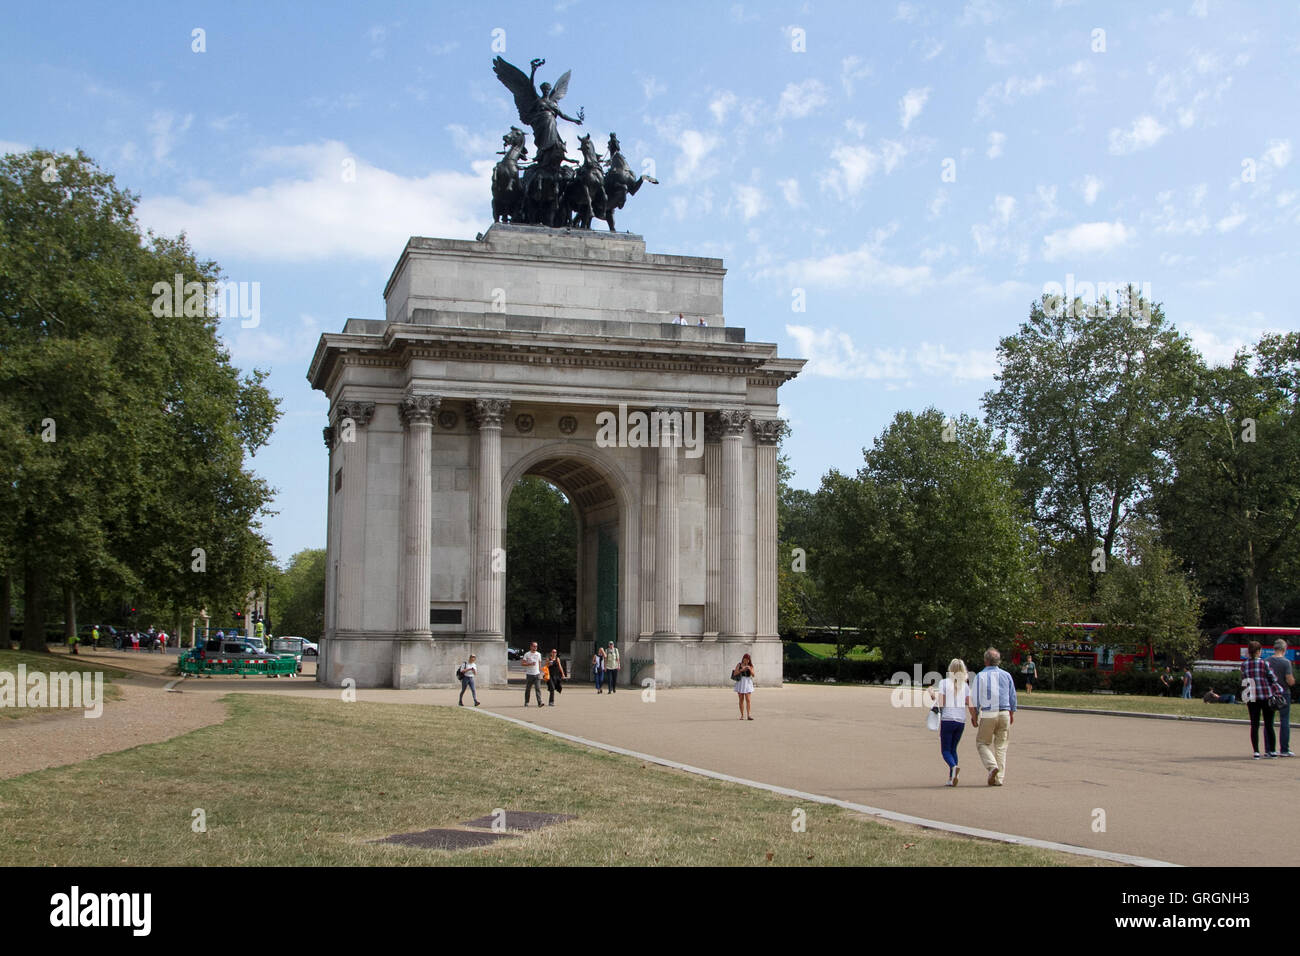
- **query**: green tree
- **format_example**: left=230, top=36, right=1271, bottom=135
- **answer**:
left=505, top=477, right=576, bottom=644
left=1156, top=334, right=1300, bottom=627
left=272, top=549, right=327, bottom=640
left=1095, top=521, right=1204, bottom=665
left=983, top=293, right=1201, bottom=597
left=0, top=149, right=279, bottom=650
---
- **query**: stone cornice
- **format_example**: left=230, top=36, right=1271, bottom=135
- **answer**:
left=308, top=324, right=786, bottom=393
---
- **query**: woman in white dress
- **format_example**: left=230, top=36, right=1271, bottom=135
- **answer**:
left=733, top=653, right=756, bottom=720
left=928, top=658, right=971, bottom=786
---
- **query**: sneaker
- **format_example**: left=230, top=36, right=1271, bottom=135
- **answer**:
left=988, top=769, right=999, bottom=786
left=1269, top=751, right=1281, bottom=757
left=952, top=766, right=960, bottom=787
left=1283, top=751, right=1295, bottom=757
left=458, top=701, right=463, bottom=706
left=1254, top=752, right=1261, bottom=759
left=474, top=701, right=481, bottom=707
left=1264, top=753, right=1277, bottom=759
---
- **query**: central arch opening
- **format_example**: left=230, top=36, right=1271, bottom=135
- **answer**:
left=504, top=455, right=621, bottom=677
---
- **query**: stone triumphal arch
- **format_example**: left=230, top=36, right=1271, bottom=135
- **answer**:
left=308, top=224, right=803, bottom=688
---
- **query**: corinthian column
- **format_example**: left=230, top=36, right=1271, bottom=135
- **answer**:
left=470, top=398, right=510, bottom=638
left=752, top=418, right=783, bottom=640
left=333, top=401, right=375, bottom=633
left=653, top=407, right=682, bottom=639
left=399, top=393, right=439, bottom=635
left=718, top=408, right=749, bottom=640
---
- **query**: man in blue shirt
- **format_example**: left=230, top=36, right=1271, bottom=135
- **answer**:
left=968, top=647, right=1018, bottom=786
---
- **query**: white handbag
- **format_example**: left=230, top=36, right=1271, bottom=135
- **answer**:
left=926, top=705, right=941, bottom=731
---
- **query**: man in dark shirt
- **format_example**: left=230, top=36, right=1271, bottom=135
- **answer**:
left=1267, top=640, right=1295, bottom=757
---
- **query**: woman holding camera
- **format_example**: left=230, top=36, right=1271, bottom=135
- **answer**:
left=732, top=653, right=755, bottom=720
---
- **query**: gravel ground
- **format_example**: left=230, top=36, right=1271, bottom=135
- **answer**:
left=0, top=674, right=228, bottom=780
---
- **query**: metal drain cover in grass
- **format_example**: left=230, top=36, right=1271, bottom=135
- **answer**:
left=461, top=811, right=577, bottom=831
left=374, top=828, right=517, bottom=850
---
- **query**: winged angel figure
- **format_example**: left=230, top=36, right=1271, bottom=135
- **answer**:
left=491, top=56, right=585, bottom=167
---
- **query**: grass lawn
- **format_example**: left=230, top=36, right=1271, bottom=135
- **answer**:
left=0, top=649, right=126, bottom=719
left=1019, top=690, right=1263, bottom=721
left=795, top=643, right=882, bottom=661
left=0, top=694, right=1104, bottom=866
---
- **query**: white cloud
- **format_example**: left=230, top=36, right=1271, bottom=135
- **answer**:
left=775, top=240, right=931, bottom=289
left=1216, top=206, right=1246, bottom=232
left=994, top=194, right=1016, bottom=224
left=641, top=75, right=666, bottom=100
left=987, top=130, right=1005, bottom=158
left=841, top=56, right=873, bottom=96
left=779, top=178, right=802, bottom=206
left=675, top=129, right=720, bottom=180
left=785, top=327, right=996, bottom=382
left=976, top=73, right=1050, bottom=118
left=881, top=139, right=907, bottom=173
left=984, top=37, right=1016, bottom=66
left=1189, top=0, right=1208, bottom=17
left=820, top=144, right=879, bottom=198
left=928, top=190, right=949, bottom=218
left=777, top=79, right=829, bottom=119
left=733, top=184, right=764, bottom=221
left=1263, top=138, right=1292, bottom=169
left=148, top=110, right=193, bottom=162
left=918, top=37, right=945, bottom=60
left=135, top=141, right=486, bottom=262
left=1108, top=115, right=1167, bottom=154
left=894, top=2, right=918, bottom=21
left=1042, top=221, right=1133, bottom=260
left=899, top=86, right=930, bottom=129
left=844, top=118, right=869, bottom=138
left=709, top=90, right=738, bottom=124
left=1080, top=174, right=1102, bottom=205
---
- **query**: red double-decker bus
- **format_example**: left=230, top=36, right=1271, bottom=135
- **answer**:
left=1212, top=626, right=1300, bottom=663
left=1012, top=622, right=1151, bottom=671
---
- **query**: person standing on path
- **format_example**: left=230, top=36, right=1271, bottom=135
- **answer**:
left=969, top=647, right=1017, bottom=786
left=928, top=658, right=971, bottom=786
left=522, top=642, right=546, bottom=708
left=545, top=648, right=567, bottom=705
left=604, top=641, right=621, bottom=694
left=1266, top=639, right=1295, bottom=757
left=1022, top=654, right=1036, bottom=693
left=592, top=646, right=605, bottom=693
left=732, top=653, right=755, bottom=720
left=67, top=630, right=78, bottom=655
left=1181, top=666, right=1193, bottom=700
left=459, top=654, right=480, bottom=706
left=1241, top=640, right=1286, bottom=758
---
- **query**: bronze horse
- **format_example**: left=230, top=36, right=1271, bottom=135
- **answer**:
left=491, top=127, right=528, bottom=223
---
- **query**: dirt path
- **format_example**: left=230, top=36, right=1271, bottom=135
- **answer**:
left=0, top=675, right=228, bottom=780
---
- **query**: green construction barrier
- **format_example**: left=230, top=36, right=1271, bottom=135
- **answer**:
left=179, top=655, right=298, bottom=678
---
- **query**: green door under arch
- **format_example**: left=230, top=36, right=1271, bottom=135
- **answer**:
left=596, top=524, right=618, bottom=645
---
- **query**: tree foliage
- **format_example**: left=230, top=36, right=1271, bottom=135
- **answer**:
left=272, top=549, right=326, bottom=640
left=505, top=477, right=576, bottom=642
left=0, top=149, right=280, bottom=649
left=983, top=294, right=1201, bottom=596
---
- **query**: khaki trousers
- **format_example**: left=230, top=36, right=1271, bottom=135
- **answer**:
left=976, top=710, right=1012, bottom=783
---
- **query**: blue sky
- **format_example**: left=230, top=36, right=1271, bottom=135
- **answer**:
left=4, top=0, right=1297, bottom=563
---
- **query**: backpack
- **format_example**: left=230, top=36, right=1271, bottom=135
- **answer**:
left=456, top=663, right=466, bottom=680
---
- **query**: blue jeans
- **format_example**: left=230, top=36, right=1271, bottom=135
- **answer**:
left=459, top=676, right=477, bottom=704
left=1279, top=701, right=1291, bottom=753
left=940, top=719, right=965, bottom=769
left=1181, top=684, right=1192, bottom=699
left=594, top=669, right=603, bottom=691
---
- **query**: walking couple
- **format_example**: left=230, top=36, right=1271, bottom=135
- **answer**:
left=927, top=648, right=1018, bottom=787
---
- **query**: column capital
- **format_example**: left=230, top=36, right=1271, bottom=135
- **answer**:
left=704, top=413, right=724, bottom=444
left=333, top=400, right=376, bottom=428
left=751, top=418, right=785, bottom=445
left=468, top=398, right=511, bottom=429
left=399, top=392, right=441, bottom=428
left=718, top=408, right=750, bottom=437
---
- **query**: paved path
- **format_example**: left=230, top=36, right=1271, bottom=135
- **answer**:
left=10, top=655, right=1290, bottom=865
